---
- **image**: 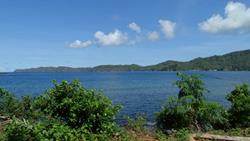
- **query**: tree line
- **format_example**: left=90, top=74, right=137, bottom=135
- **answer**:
left=15, top=49, right=250, bottom=72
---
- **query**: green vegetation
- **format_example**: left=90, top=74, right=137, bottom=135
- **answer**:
left=35, top=80, right=121, bottom=132
left=15, top=49, right=250, bottom=72
left=0, top=72, right=250, bottom=140
left=156, top=73, right=228, bottom=132
left=146, top=49, right=250, bottom=71
left=226, top=83, right=250, bottom=128
left=126, top=115, right=147, bottom=133
left=155, top=128, right=190, bottom=141
left=0, top=88, right=34, bottom=119
left=0, top=81, right=121, bottom=141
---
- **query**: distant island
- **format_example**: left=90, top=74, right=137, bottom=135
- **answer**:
left=15, top=49, right=250, bottom=72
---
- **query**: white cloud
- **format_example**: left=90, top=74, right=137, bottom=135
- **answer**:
left=199, top=1, right=250, bottom=34
left=147, top=31, right=159, bottom=41
left=94, top=29, right=128, bottom=46
left=70, top=20, right=177, bottom=48
left=159, top=19, right=176, bottom=39
left=128, top=22, right=141, bottom=33
left=69, top=40, right=92, bottom=48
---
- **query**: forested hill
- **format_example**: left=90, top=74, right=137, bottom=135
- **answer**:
left=15, top=49, right=250, bottom=72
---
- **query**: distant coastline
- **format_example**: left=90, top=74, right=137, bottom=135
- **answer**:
left=15, top=49, right=250, bottom=72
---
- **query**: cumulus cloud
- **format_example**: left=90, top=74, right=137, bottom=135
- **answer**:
left=128, top=22, right=141, bottom=33
left=94, top=29, right=128, bottom=46
left=69, top=20, right=177, bottom=48
left=69, top=40, right=92, bottom=48
left=159, top=19, right=176, bottom=39
left=147, top=31, right=159, bottom=41
left=199, top=1, right=250, bottom=34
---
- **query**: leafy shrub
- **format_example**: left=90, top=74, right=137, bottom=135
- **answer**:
left=175, top=128, right=190, bottom=141
left=34, top=80, right=121, bottom=134
left=2, top=119, right=39, bottom=141
left=36, top=121, right=84, bottom=141
left=226, top=83, right=250, bottom=128
left=0, top=88, right=20, bottom=117
left=0, top=88, right=35, bottom=119
left=126, top=115, right=147, bottom=132
left=156, top=96, right=195, bottom=131
left=155, top=129, right=189, bottom=141
left=0, top=80, right=122, bottom=140
left=156, top=73, right=228, bottom=132
left=197, top=101, right=228, bottom=130
left=155, top=131, right=169, bottom=141
left=2, top=118, right=86, bottom=141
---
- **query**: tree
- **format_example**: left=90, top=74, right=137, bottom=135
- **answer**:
left=176, top=72, right=206, bottom=102
left=156, top=72, right=228, bottom=132
left=226, top=83, right=250, bottom=128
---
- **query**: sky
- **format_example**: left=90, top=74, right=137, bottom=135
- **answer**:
left=1, top=0, right=250, bottom=72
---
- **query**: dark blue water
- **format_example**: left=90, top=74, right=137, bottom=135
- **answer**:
left=0, top=71, right=250, bottom=122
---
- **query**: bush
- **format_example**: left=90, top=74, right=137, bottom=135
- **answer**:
left=226, top=83, right=250, bottom=128
left=2, top=118, right=86, bottom=141
left=0, top=80, right=122, bottom=140
left=34, top=80, right=121, bottom=134
left=126, top=115, right=147, bottom=132
left=2, top=119, right=39, bottom=141
left=0, top=88, right=35, bottom=119
left=0, top=88, right=20, bottom=117
left=174, top=128, right=190, bottom=141
left=197, top=101, right=229, bottom=130
left=156, top=73, right=228, bottom=132
left=155, top=128, right=189, bottom=141
left=156, top=96, right=195, bottom=131
left=36, top=121, right=84, bottom=141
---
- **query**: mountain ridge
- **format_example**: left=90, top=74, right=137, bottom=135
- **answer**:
left=15, top=49, right=250, bottom=72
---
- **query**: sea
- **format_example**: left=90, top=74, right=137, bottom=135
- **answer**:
left=1, top=71, right=250, bottom=123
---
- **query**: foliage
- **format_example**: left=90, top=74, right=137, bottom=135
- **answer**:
left=156, top=73, right=228, bottom=132
left=2, top=119, right=39, bottom=141
left=36, top=121, right=84, bottom=141
left=176, top=72, right=206, bottom=102
left=34, top=80, right=121, bottom=134
left=126, top=115, right=147, bottom=132
left=174, top=128, right=189, bottom=141
left=0, top=80, right=122, bottom=140
left=226, top=83, right=250, bottom=128
left=156, top=96, right=195, bottom=131
left=0, top=88, right=20, bottom=117
left=197, top=101, right=229, bottom=130
left=0, top=88, right=38, bottom=120
left=2, top=118, right=86, bottom=141
left=155, top=129, right=189, bottom=141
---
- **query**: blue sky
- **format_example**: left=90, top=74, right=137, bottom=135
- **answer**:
left=1, top=0, right=250, bottom=71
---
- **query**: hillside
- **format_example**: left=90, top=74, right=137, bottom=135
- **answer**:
left=15, top=49, right=250, bottom=72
